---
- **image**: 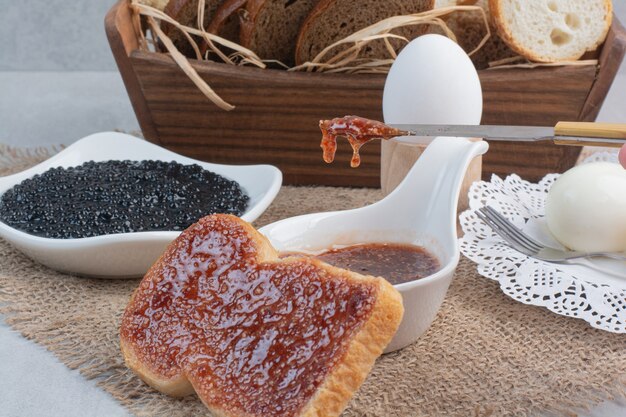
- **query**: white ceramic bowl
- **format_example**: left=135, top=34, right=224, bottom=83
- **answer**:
left=260, top=137, right=489, bottom=352
left=0, top=132, right=282, bottom=278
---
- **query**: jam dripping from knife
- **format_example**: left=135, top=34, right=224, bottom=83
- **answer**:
left=320, top=116, right=410, bottom=168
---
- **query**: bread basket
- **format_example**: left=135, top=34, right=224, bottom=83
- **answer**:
left=105, top=0, right=626, bottom=186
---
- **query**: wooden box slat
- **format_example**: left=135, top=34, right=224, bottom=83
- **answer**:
left=479, top=65, right=598, bottom=179
left=106, top=0, right=626, bottom=186
left=128, top=51, right=386, bottom=186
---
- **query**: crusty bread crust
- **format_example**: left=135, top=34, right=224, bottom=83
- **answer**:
left=489, top=0, right=613, bottom=62
left=120, top=336, right=195, bottom=397
left=119, top=253, right=196, bottom=397
left=238, top=0, right=264, bottom=47
left=295, top=0, right=333, bottom=65
left=120, top=214, right=403, bottom=417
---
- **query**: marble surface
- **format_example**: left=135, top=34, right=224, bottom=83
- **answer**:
left=0, top=323, right=129, bottom=417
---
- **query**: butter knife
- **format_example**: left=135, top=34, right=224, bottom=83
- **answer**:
left=389, top=121, right=626, bottom=148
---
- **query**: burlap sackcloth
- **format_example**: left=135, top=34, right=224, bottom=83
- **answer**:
left=0, top=145, right=624, bottom=417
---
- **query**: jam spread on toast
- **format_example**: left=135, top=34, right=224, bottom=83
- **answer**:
left=121, top=215, right=378, bottom=417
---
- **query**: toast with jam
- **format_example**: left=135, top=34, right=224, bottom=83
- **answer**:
left=120, top=214, right=403, bottom=417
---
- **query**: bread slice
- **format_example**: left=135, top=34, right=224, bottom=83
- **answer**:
left=295, top=0, right=435, bottom=65
left=120, top=214, right=403, bottom=417
left=239, top=0, right=319, bottom=66
left=207, top=0, right=248, bottom=42
left=489, top=0, right=613, bottom=62
left=162, top=0, right=225, bottom=57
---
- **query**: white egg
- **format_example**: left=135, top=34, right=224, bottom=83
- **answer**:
left=383, top=34, right=483, bottom=128
left=546, top=162, right=626, bottom=253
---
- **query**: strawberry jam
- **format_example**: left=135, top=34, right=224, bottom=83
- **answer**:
left=319, top=116, right=409, bottom=168
left=121, top=215, right=378, bottom=417
left=288, top=243, right=440, bottom=285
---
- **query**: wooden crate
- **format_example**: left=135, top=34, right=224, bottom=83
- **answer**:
left=105, top=0, right=626, bottom=186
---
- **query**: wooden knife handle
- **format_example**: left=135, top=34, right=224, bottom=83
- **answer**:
left=554, top=122, right=626, bottom=148
left=555, top=122, right=626, bottom=139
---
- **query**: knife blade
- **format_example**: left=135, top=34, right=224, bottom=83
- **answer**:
left=389, top=121, right=626, bottom=148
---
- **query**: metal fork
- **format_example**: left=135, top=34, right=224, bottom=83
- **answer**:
left=476, top=206, right=626, bottom=263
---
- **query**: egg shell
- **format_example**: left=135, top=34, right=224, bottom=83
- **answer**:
left=382, top=34, right=483, bottom=131
left=545, top=162, right=626, bottom=253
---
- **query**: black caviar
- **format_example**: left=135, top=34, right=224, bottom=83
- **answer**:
left=0, top=160, right=249, bottom=239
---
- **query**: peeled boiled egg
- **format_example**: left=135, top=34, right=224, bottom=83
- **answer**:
left=545, top=162, right=626, bottom=252
left=383, top=34, right=483, bottom=128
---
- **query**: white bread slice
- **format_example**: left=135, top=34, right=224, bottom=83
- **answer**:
left=120, top=214, right=403, bottom=417
left=490, top=0, right=613, bottom=62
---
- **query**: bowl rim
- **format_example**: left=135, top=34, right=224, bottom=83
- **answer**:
left=259, top=211, right=461, bottom=293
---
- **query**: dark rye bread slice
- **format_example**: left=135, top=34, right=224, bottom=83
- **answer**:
left=295, top=0, right=435, bottom=65
left=207, top=0, right=248, bottom=42
left=239, top=0, right=319, bottom=66
left=162, top=0, right=225, bottom=57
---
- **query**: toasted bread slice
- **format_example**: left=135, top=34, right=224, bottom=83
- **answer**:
left=489, top=0, right=613, bottom=62
left=239, top=0, right=319, bottom=66
left=295, top=0, right=435, bottom=65
left=120, top=214, right=403, bottom=417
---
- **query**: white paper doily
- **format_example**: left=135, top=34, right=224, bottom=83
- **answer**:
left=459, top=151, right=626, bottom=333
